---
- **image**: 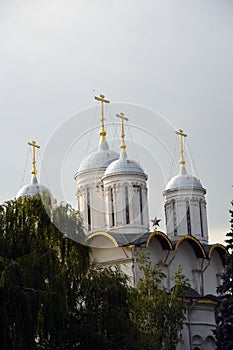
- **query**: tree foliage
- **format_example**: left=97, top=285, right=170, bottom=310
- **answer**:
left=214, top=202, right=233, bottom=350
left=131, top=253, right=189, bottom=350
left=0, top=196, right=189, bottom=349
left=0, top=196, right=140, bottom=350
left=0, top=196, right=89, bottom=349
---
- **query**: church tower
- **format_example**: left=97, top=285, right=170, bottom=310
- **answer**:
left=163, top=129, right=208, bottom=243
left=74, top=95, right=119, bottom=234
left=102, top=113, right=149, bottom=234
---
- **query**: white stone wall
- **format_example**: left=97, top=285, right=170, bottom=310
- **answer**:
left=102, top=173, right=149, bottom=234
left=75, top=169, right=107, bottom=233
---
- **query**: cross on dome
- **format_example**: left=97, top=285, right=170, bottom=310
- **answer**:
left=175, top=128, right=187, bottom=169
left=94, top=94, right=110, bottom=142
left=116, top=112, right=129, bottom=156
left=28, top=140, right=40, bottom=178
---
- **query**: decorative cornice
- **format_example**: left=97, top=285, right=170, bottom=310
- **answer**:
left=175, top=235, right=206, bottom=258
left=146, top=230, right=173, bottom=250
left=85, top=231, right=118, bottom=247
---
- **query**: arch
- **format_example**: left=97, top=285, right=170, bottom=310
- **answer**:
left=175, top=235, right=206, bottom=258
left=209, top=244, right=227, bottom=265
left=146, top=230, right=173, bottom=250
left=86, top=231, right=118, bottom=247
left=192, top=335, right=203, bottom=349
left=204, top=335, right=216, bottom=350
left=204, top=245, right=225, bottom=295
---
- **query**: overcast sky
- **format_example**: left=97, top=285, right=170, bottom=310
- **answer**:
left=1, top=0, right=233, bottom=244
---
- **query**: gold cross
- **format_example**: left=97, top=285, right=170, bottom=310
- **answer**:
left=94, top=94, right=110, bottom=142
left=116, top=112, right=129, bottom=153
left=175, top=129, right=187, bottom=167
left=28, top=140, right=40, bottom=178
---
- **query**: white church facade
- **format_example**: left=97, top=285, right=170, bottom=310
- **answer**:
left=17, top=95, right=226, bottom=350
left=74, top=95, right=226, bottom=350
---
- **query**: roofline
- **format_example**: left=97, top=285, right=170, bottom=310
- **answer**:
left=85, top=231, right=119, bottom=247
left=209, top=243, right=227, bottom=265
left=146, top=230, right=173, bottom=250
left=175, top=235, right=206, bottom=258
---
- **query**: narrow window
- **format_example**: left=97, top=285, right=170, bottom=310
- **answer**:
left=199, top=201, right=204, bottom=237
left=173, top=201, right=177, bottom=235
left=125, top=186, right=130, bottom=224
left=186, top=201, right=191, bottom=235
left=139, top=186, right=143, bottom=225
left=110, top=188, right=115, bottom=226
left=87, top=188, right=91, bottom=230
left=165, top=205, right=167, bottom=226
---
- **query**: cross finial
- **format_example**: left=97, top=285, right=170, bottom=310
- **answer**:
left=28, top=140, right=40, bottom=178
left=116, top=112, right=129, bottom=154
left=175, top=129, right=187, bottom=168
left=94, top=94, right=110, bottom=142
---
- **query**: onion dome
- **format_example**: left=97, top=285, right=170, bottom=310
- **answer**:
left=77, top=140, right=119, bottom=174
left=16, top=140, right=51, bottom=199
left=165, top=166, right=204, bottom=191
left=103, top=112, right=146, bottom=179
left=16, top=176, right=50, bottom=199
left=165, top=129, right=204, bottom=192
left=75, top=94, right=120, bottom=175
left=104, top=151, right=146, bottom=178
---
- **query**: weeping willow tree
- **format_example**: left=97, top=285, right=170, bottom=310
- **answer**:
left=0, top=195, right=89, bottom=350
left=0, top=196, right=141, bottom=350
left=0, top=195, right=190, bottom=350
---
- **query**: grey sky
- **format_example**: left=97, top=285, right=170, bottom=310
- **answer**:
left=1, top=0, right=233, bottom=244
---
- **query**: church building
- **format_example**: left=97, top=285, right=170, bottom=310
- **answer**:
left=17, top=95, right=226, bottom=350
left=74, top=95, right=226, bottom=350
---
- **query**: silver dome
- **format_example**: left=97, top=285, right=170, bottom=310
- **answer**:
left=165, top=167, right=203, bottom=191
left=16, top=177, right=51, bottom=199
left=77, top=141, right=119, bottom=174
left=104, top=152, right=147, bottom=178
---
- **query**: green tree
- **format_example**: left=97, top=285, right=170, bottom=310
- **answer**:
left=57, top=265, right=141, bottom=350
left=0, top=196, right=140, bottom=350
left=131, top=253, right=189, bottom=350
left=0, top=195, right=191, bottom=350
left=0, top=195, right=89, bottom=350
left=214, top=202, right=233, bottom=350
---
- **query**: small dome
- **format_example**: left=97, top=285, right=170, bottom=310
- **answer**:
left=165, top=167, right=203, bottom=191
left=104, top=153, right=147, bottom=178
left=77, top=141, right=119, bottom=175
left=16, top=177, right=51, bottom=199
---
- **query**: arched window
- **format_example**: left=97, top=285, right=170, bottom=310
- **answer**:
left=172, top=200, right=177, bottom=235
left=165, top=205, right=168, bottom=226
left=204, top=335, right=216, bottom=350
left=192, top=335, right=203, bottom=350
left=199, top=200, right=204, bottom=237
left=139, top=186, right=143, bottom=225
left=110, top=187, right=115, bottom=227
left=87, top=188, right=91, bottom=230
left=186, top=200, right=191, bottom=235
left=125, top=186, right=130, bottom=224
